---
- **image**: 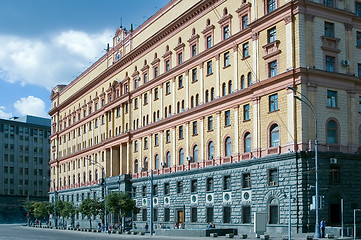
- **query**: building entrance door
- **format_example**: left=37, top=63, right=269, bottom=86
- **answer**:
left=177, top=210, right=184, bottom=228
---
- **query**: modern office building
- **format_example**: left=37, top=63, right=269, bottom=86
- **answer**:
left=49, top=0, right=361, bottom=234
left=0, top=115, right=51, bottom=223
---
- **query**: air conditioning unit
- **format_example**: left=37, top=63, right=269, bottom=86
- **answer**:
left=223, top=192, right=232, bottom=203
left=190, top=194, right=198, bottom=204
left=342, top=59, right=350, bottom=66
left=269, top=181, right=277, bottom=186
left=242, top=190, right=252, bottom=202
left=206, top=193, right=214, bottom=204
left=142, top=198, right=147, bottom=206
left=164, top=196, right=170, bottom=205
left=186, top=156, right=192, bottom=162
left=330, top=158, right=337, bottom=164
left=153, top=197, right=158, bottom=206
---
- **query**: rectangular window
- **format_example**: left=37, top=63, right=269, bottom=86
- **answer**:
left=242, top=15, right=248, bottom=30
left=323, top=0, right=334, bottom=7
left=166, top=130, right=170, bottom=143
left=192, top=68, right=197, bottom=82
left=243, top=104, right=250, bottom=121
left=243, top=42, right=249, bottom=58
left=154, top=134, right=159, bottom=146
left=223, top=25, right=230, bottom=39
left=192, top=44, right=197, bottom=57
left=269, top=94, right=278, bottom=112
left=177, top=181, right=183, bottom=194
left=142, top=185, right=147, bottom=197
left=268, top=0, right=276, bottom=13
left=357, top=32, right=361, bottom=47
left=153, top=208, right=158, bottom=222
left=154, top=67, right=158, bottom=78
left=154, top=88, right=159, bottom=100
left=134, top=140, right=138, bottom=152
left=142, top=209, right=147, bottom=222
left=193, top=121, right=198, bottom=135
left=166, top=60, right=170, bottom=71
left=208, top=116, right=213, bottom=131
left=207, top=61, right=212, bottom=75
left=225, top=110, right=231, bottom=126
left=191, top=207, right=198, bottom=222
left=224, top=51, right=230, bottom=67
left=166, top=82, right=171, bottom=94
left=164, top=208, right=170, bottom=222
left=223, top=206, right=231, bottom=223
left=207, top=36, right=212, bottom=49
left=179, top=126, right=184, bottom=139
left=223, top=175, right=231, bottom=190
left=357, top=2, right=361, bottom=17
left=327, top=90, right=337, bottom=107
left=144, top=73, right=148, bottom=84
left=268, top=27, right=276, bottom=43
left=242, top=206, right=251, bottom=223
left=358, top=64, right=361, bottom=78
left=164, top=182, right=170, bottom=195
left=329, top=165, right=340, bottom=184
left=269, top=60, right=277, bottom=77
left=178, top=53, right=183, bottom=65
left=268, top=168, right=278, bottom=186
left=178, top=75, right=183, bottom=88
left=144, top=93, right=148, bottom=105
left=206, top=207, right=214, bottom=223
left=206, top=177, right=214, bottom=191
left=269, top=205, right=279, bottom=224
left=243, top=173, right=251, bottom=188
left=191, top=179, right=198, bottom=193
left=324, top=21, right=335, bottom=37
left=134, top=98, right=138, bottom=109
left=326, top=56, right=335, bottom=72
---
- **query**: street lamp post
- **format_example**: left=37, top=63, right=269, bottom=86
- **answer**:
left=354, top=209, right=360, bottom=240
left=85, top=157, right=107, bottom=232
left=288, top=86, right=320, bottom=238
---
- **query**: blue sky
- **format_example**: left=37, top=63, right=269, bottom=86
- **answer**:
left=0, top=0, right=169, bottom=119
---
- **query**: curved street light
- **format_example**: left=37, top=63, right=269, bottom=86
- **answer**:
left=288, top=86, right=320, bottom=239
left=85, top=157, right=107, bottom=232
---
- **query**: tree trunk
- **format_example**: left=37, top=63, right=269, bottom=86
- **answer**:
left=89, top=217, right=92, bottom=230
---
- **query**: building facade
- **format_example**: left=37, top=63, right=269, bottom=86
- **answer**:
left=49, top=0, right=361, bottom=234
left=0, top=115, right=51, bottom=223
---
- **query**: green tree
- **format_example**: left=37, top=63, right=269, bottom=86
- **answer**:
left=54, top=200, right=65, bottom=227
left=60, top=201, right=77, bottom=227
left=24, top=201, right=36, bottom=216
left=33, top=201, right=54, bottom=219
left=79, top=198, right=103, bottom=229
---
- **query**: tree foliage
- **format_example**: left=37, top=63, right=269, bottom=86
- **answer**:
left=79, top=198, right=103, bottom=229
left=33, top=202, right=54, bottom=219
left=105, top=192, right=139, bottom=218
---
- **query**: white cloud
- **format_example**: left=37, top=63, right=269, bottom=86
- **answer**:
left=0, top=106, right=12, bottom=119
left=0, top=30, right=112, bottom=90
left=13, top=96, right=48, bottom=118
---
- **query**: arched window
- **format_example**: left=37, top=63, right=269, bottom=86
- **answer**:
left=154, top=155, right=159, bottom=170
left=270, top=124, right=280, bottom=147
left=228, top=80, right=232, bottom=94
left=196, top=94, right=199, bottom=106
left=208, top=141, right=214, bottom=160
left=327, top=120, right=338, bottom=144
left=83, top=172, right=86, bottom=183
left=205, top=90, right=209, bottom=103
left=165, top=107, right=167, bottom=118
left=78, top=174, right=80, bottom=184
left=244, top=132, right=252, bottom=152
left=193, top=145, right=199, bottom=162
left=223, top=7, right=228, bottom=15
left=211, top=88, right=215, bottom=100
left=269, top=198, right=279, bottom=224
left=191, top=96, right=194, bottom=108
left=179, top=148, right=184, bottom=165
left=225, top=137, right=232, bottom=156
left=89, top=171, right=92, bottom=182
left=247, top=72, right=252, bottom=86
left=166, top=151, right=171, bottom=167
left=134, top=159, right=139, bottom=173
left=95, top=170, right=98, bottom=181
left=181, top=100, right=185, bottom=111
left=222, top=83, right=226, bottom=96
left=207, top=19, right=211, bottom=26
left=177, top=102, right=180, bottom=113
left=144, top=157, right=148, bottom=171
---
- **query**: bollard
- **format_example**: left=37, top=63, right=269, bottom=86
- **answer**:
left=226, top=233, right=234, bottom=238
left=210, top=233, right=218, bottom=238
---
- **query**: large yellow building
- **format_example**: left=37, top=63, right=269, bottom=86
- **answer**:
left=49, top=0, right=361, bottom=234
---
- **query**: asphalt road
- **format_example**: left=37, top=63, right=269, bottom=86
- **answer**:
left=0, top=224, right=189, bottom=240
